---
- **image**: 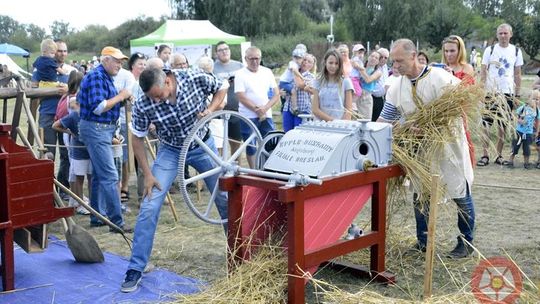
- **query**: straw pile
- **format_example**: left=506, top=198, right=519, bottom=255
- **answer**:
left=389, top=83, right=488, bottom=200
left=176, top=241, right=288, bottom=303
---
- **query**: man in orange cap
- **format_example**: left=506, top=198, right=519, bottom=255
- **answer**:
left=77, top=46, right=134, bottom=233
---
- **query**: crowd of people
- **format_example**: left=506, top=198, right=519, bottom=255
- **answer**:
left=30, top=21, right=540, bottom=293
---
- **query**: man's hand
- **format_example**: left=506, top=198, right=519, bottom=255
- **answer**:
left=197, top=108, right=212, bottom=119
left=142, top=173, right=162, bottom=200
left=118, top=89, right=132, bottom=101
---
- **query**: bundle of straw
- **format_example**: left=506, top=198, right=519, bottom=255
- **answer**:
left=177, top=242, right=288, bottom=303
left=390, top=83, right=487, bottom=200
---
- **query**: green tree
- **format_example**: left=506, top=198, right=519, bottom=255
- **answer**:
left=66, top=25, right=109, bottom=54
left=0, top=15, right=21, bottom=43
left=50, top=20, right=75, bottom=40
left=108, top=16, right=164, bottom=50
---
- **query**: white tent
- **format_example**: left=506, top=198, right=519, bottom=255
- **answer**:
left=130, top=20, right=248, bottom=66
left=0, top=54, right=31, bottom=79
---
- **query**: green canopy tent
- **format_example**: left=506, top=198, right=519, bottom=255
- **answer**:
left=130, top=20, right=247, bottom=65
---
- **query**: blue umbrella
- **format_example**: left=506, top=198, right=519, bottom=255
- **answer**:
left=0, top=43, right=30, bottom=56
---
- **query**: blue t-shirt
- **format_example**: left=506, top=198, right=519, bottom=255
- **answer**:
left=515, top=104, right=540, bottom=135
left=33, top=56, right=58, bottom=82
left=360, top=67, right=377, bottom=93
left=60, top=111, right=89, bottom=160
left=32, top=62, right=70, bottom=115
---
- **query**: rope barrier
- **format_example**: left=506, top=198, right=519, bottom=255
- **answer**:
left=473, top=183, right=540, bottom=192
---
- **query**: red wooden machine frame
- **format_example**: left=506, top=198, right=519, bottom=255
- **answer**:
left=0, top=124, right=74, bottom=291
left=221, top=164, right=404, bottom=304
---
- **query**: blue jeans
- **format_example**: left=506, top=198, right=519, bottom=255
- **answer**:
left=282, top=110, right=305, bottom=132
left=127, top=137, right=228, bottom=272
left=79, top=120, right=124, bottom=227
left=240, top=118, right=275, bottom=155
left=414, top=185, right=475, bottom=246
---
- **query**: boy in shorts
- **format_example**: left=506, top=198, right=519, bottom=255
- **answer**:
left=53, top=97, right=91, bottom=214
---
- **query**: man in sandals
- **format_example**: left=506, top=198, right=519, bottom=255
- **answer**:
left=477, top=23, right=523, bottom=166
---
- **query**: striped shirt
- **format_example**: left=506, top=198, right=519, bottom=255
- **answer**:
left=131, top=69, right=223, bottom=148
left=77, top=65, right=120, bottom=123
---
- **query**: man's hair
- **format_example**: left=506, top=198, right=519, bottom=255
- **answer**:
left=245, top=46, right=261, bottom=57
left=171, top=53, right=188, bottom=66
left=197, top=56, right=213, bottom=73
left=497, top=23, right=513, bottom=34
left=392, top=39, right=416, bottom=55
left=146, top=57, right=165, bottom=69
left=216, top=41, right=227, bottom=48
left=40, top=38, right=57, bottom=54
left=139, top=67, right=167, bottom=93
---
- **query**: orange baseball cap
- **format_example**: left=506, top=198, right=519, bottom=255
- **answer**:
left=101, top=46, right=128, bottom=60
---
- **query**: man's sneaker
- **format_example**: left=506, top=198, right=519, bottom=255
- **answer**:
left=447, top=242, right=474, bottom=259
left=110, top=224, right=134, bottom=234
left=121, top=269, right=142, bottom=293
left=76, top=206, right=91, bottom=215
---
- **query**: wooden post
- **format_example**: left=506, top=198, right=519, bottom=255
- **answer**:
left=144, top=137, right=179, bottom=222
left=423, top=174, right=440, bottom=300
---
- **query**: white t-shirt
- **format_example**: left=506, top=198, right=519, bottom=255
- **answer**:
left=234, top=66, right=277, bottom=119
left=482, top=44, right=523, bottom=94
left=279, top=60, right=299, bottom=83
left=113, top=68, right=137, bottom=124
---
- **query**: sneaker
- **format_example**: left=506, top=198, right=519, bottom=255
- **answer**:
left=90, top=222, right=106, bottom=228
left=524, top=163, right=533, bottom=170
left=110, top=224, right=134, bottom=234
left=121, top=269, right=142, bottom=293
left=447, top=242, right=474, bottom=259
left=76, top=206, right=91, bottom=215
left=68, top=197, right=77, bottom=207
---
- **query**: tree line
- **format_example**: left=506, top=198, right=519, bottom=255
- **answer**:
left=1, top=0, right=538, bottom=62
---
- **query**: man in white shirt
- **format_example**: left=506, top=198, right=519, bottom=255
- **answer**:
left=379, top=39, right=475, bottom=259
left=235, top=46, right=279, bottom=168
left=477, top=23, right=523, bottom=166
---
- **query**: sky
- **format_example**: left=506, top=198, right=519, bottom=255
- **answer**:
left=3, top=0, right=172, bottom=32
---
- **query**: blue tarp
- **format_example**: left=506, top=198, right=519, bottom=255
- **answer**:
left=0, top=237, right=202, bottom=303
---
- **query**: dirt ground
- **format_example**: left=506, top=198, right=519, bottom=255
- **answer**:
left=42, top=137, right=540, bottom=303
left=24, top=75, right=540, bottom=302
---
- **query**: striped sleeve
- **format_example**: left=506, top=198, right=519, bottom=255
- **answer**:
left=379, top=102, right=401, bottom=122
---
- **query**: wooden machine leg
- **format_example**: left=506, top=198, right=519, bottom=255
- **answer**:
left=287, top=200, right=305, bottom=304
left=0, top=227, right=15, bottom=291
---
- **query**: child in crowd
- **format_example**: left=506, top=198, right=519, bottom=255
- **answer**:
left=504, top=89, right=540, bottom=169
left=279, top=47, right=306, bottom=110
left=52, top=97, right=92, bottom=215
left=349, top=44, right=366, bottom=111
left=112, top=123, right=129, bottom=213
left=33, top=38, right=68, bottom=88
left=311, top=49, right=354, bottom=121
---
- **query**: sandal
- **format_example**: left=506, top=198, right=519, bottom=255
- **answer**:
left=494, top=155, right=504, bottom=165
left=502, top=160, right=514, bottom=167
left=121, top=190, right=130, bottom=202
left=524, top=163, right=533, bottom=170
left=536, top=162, right=540, bottom=169
left=476, top=156, right=489, bottom=166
